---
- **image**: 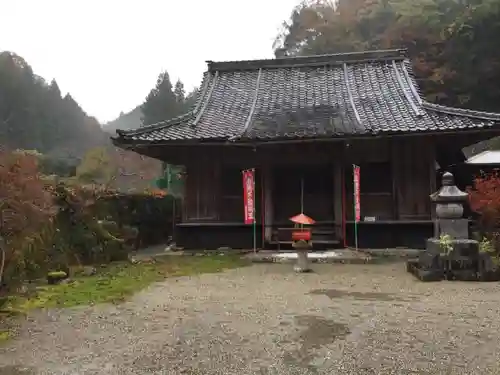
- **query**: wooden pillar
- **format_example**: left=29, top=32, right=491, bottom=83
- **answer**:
left=391, top=139, right=399, bottom=220
left=429, top=138, right=437, bottom=197
left=333, top=160, right=344, bottom=239
left=214, top=161, right=221, bottom=220
left=429, top=139, right=438, bottom=235
left=263, top=165, right=273, bottom=241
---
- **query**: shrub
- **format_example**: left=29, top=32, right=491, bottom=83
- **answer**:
left=0, top=149, right=56, bottom=290
left=47, top=270, right=68, bottom=285
left=0, top=148, right=178, bottom=290
left=48, top=183, right=137, bottom=265
left=468, top=172, right=500, bottom=258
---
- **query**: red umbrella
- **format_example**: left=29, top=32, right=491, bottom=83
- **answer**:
left=289, top=213, right=315, bottom=225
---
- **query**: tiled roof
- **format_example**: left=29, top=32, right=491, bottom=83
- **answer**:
left=113, top=49, right=500, bottom=145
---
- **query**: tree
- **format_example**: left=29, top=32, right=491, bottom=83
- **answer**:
left=76, top=147, right=114, bottom=185
left=75, top=146, right=162, bottom=193
left=0, top=149, right=55, bottom=288
left=0, top=51, right=108, bottom=160
left=274, top=0, right=500, bottom=112
left=141, top=71, right=181, bottom=126
left=174, top=80, right=186, bottom=104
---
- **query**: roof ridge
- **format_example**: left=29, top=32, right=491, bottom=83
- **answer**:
left=207, top=49, right=407, bottom=72
left=192, top=71, right=219, bottom=129
left=423, top=102, right=500, bottom=122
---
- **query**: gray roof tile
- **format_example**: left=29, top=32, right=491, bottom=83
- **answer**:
left=114, top=49, right=500, bottom=144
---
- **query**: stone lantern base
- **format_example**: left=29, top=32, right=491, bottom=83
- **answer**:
left=292, top=241, right=312, bottom=273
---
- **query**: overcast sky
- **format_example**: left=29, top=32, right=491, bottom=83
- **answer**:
left=0, top=0, right=299, bottom=123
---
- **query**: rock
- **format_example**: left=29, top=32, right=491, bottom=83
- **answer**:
left=83, top=266, right=97, bottom=276
left=60, top=278, right=75, bottom=285
left=140, top=257, right=156, bottom=264
left=165, top=243, right=178, bottom=252
left=17, top=284, right=28, bottom=294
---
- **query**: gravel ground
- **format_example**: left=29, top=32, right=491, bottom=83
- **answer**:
left=1, top=262, right=500, bottom=375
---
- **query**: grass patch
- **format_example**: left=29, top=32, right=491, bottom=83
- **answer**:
left=5, top=254, right=248, bottom=312
left=0, top=329, right=11, bottom=342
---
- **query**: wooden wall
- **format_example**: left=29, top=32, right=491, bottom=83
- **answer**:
left=344, top=139, right=393, bottom=220
left=183, top=158, right=219, bottom=221
left=392, top=137, right=435, bottom=220
left=180, top=136, right=436, bottom=223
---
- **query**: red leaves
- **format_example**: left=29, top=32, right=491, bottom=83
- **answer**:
left=467, top=171, right=500, bottom=230
left=0, top=150, right=54, bottom=240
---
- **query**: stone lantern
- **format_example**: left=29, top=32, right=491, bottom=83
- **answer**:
left=408, top=171, right=480, bottom=281
left=431, top=172, right=470, bottom=239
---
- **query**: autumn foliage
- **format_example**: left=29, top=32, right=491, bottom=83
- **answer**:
left=468, top=172, right=500, bottom=238
left=0, top=150, right=56, bottom=288
left=0, top=148, right=174, bottom=293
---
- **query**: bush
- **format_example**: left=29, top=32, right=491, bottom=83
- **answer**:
left=0, top=149, right=180, bottom=291
left=95, top=193, right=181, bottom=248
left=0, top=149, right=55, bottom=291
left=468, top=171, right=500, bottom=234
left=468, top=171, right=500, bottom=260
left=48, top=183, right=138, bottom=265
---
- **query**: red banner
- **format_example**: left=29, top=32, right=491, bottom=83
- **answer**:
left=242, top=169, right=255, bottom=224
left=353, top=165, right=361, bottom=222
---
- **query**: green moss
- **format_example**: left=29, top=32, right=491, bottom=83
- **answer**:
left=7, top=255, right=248, bottom=311
left=0, top=330, right=12, bottom=343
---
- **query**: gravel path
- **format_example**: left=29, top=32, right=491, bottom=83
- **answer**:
left=1, top=262, right=500, bottom=374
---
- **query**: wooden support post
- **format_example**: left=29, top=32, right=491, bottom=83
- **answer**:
left=263, top=165, right=273, bottom=242
left=333, top=161, right=343, bottom=240
left=391, top=139, right=399, bottom=220
left=429, top=138, right=438, bottom=235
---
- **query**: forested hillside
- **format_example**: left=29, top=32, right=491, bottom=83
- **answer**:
left=0, top=52, right=106, bottom=159
left=102, top=106, right=142, bottom=134
left=0, top=51, right=197, bottom=192
left=275, top=0, right=500, bottom=113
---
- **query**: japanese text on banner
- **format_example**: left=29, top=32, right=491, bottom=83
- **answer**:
left=353, top=165, right=361, bottom=222
left=242, top=169, right=255, bottom=224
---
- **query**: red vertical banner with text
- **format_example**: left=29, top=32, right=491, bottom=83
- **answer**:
left=353, top=165, right=361, bottom=222
left=242, top=169, right=255, bottom=225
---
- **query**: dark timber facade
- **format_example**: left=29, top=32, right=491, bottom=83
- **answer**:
left=112, top=49, right=500, bottom=250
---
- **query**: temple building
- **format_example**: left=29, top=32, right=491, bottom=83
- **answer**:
left=112, top=49, right=500, bottom=249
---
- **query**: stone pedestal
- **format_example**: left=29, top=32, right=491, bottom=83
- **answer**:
left=294, top=249, right=311, bottom=273
left=291, top=237, right=312, bottom=273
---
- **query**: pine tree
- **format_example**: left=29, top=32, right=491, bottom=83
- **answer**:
left=173, top=80, right=185, bottom=104
left=141, top=71, right=179, bottom=125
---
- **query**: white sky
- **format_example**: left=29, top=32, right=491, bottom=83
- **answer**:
left=0, top=0, right=300, bottom=123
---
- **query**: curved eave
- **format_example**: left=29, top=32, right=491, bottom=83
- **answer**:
left=115, top=112, right=195, bottom=138
left=111, top=104, right=500, bottom=147
left=111, top=119, right=500, bottom=149
left=422, top=102, right=500, bottom=122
